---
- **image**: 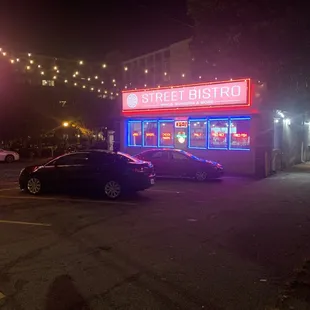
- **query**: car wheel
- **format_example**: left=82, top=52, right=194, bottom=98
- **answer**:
left=104, top=180, right=122, bottom=199
left=5, top=155, right=14, bottom=163
left=27, top=177, right=42, bottom=195
left=195, top=171, right=208, bottom=182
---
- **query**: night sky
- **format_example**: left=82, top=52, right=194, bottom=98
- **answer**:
left=0, top=1, right=192, bottom=60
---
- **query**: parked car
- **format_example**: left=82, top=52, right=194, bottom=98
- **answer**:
left=19, top=150, right=155, bottom=199
left=0, top=148, right=20, bottom=163
left=135, top=148, right=223, bottom=181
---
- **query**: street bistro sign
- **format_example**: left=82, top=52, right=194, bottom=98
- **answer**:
left=122, top=79, right=250, bottom=112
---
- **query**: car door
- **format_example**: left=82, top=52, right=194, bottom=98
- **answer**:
left=168, top=151, right=192, bottom=177
left=55, top=152, right=93, bottom=191
left=146, top=151, right=170, bottom=176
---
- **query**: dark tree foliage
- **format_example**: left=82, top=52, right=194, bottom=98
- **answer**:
left=188, top=0, right=310, bottom=111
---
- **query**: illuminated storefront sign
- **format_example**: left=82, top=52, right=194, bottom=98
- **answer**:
left=175, top=121, right=188, bottom=128
left=122, top=79, right=250, bottom=112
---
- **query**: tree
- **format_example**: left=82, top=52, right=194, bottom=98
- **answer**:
left=188, top=0, right=310, bottom=111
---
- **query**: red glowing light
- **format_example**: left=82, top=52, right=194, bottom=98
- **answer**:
left=122, top=79, right=251, bottom=114
left=162, top=133, right=171, bottom=140
left=145, top=132, right=155, bottom=137
left=133, top=132, right=139, bottom=136
left=212, top=132, right=225, bottom=137
left=193, top=132, right=202, bottom=137
left=233, top=133, right=248, bottom=138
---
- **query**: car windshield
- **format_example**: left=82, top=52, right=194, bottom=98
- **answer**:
left=117, top=152, right=139, bottom=163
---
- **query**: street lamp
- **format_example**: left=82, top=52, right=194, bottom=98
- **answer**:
left=63, top=122, right=69, bottom=127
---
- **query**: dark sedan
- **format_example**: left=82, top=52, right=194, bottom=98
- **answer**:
left=19, top=150, right=155, bottom=199
left=135, top=149, right=223, bottom=181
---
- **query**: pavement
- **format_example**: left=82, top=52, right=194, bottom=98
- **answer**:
left=0, top=161, right=310, bottom=309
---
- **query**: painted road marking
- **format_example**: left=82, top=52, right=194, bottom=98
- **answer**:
left=0, top=195, right=137, bottom=206
left=0, top=187, right=19, bottom=192
left=149, top=189, right=181, bottom=194
left=0, top=220, right=51, bottom=227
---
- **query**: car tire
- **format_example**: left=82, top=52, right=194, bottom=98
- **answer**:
left=26, top=177, right=42, bottom=195
left=5, top=155, right=14, bottom=163
left=104, top=180, right=122, bottom=199
left=195, top=171, right=208, bottom=182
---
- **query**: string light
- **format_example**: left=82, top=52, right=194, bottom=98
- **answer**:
left=164, top=72, right=167, bottom=76
left=82, top=85, right=86, bottom=89
left=124, top=67, right=128, bottom=71
left=53, top=66, right=58, bottom=70
left=30, top=60, right=34, bottom=64
left=38, top=64, right=41, bottom=68
left=40, top=71, right=44, bottom=75
left=26, top=66, right=31, bottom=70
left=98, top=89, right=101, bottom=92
left=10, top=59, right=15, bottom=64
left=64, top=79, right=68, bottom=83
left=74, top=82, right=77, bottom=86
left=87, top=77, right=91, bottom=81
left=79, top=60, right=83, bottom=65
left=112, top=79, right=116, bottom=83
left=56, top=70, right=60, bottom=73
left=101, top=81, right=104, bottom=84
left=181, top=73, right=185, bottom=78
left=73, top=74, right=76, bottom=78
left=144, top=69, right=148, bottom=74
left=102, top=64, right=106, bottom=68
left=90, top=87, right=94, bottom=91
left=75, top=71, right=79, bottom=75
left=2, top=52, right=6, bottom=56
left=53, top=76, right=57, bottom=80
left=16, top=58, right=20, bottom=62
left=94, top=76, right=98, bottom=79
left=28, top=53, right=31, bottom=57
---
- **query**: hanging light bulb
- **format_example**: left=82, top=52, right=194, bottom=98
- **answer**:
left=94, top=76, right=98, bottom=79
left=101, top=81, right=104, bottom=84
left=164, top=72, right=167, bottom=76
left=53, top=76, right=57, bottom=79
left=29, top=60, right=34, bottom=64
left=26, top=65, right=31, bottom=70
left=87, top=77, right=91, bottom=81
left=82, top=85, right=86, bottom=89
left=53, top=66, right=58, bottom=70
left=37, top=64, right=41, bottom=68
left=98, top=89, right=101, bottom=92
left=16, top=58, right=20, bottom=62
left=144, top=69, right=148, bottom=74
left=90, top=87, right=94, bottom=91
left=28, top=53, right=31, bottom=57
left=64, top=79, right=68, bottom=83
left=102, top=63, right=106, bottom=68
left=74, top=82, right=77, bottom=86
left=75, top=71, right=79, bottom=75
left=10, top=59, right=15, bottom=64
left=124, top=67, right=128, bottom=71
left=2, top=52, right=7, bottom=56
left=73, top=74, right=76, bottom=78
left=112, top=79, right=116, bottom=83
left=79, top=60, right=83, bottom=65
left=40, top=71, right=44, bottom=75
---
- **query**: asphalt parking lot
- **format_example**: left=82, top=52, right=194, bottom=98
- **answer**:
left=1, top=161, right=310, bottom=309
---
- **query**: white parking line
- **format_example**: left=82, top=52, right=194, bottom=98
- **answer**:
left=149, top=189, right=182, bottom=194
left=0, top=187, right=19, bottom=192
left=0, top=195, right=137, bottom=206
left=0, top=220, right=51, bottom=227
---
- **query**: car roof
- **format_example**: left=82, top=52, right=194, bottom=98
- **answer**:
left=140, top=148, right=182, bottom=153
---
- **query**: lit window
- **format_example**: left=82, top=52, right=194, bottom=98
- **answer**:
left=159, top=121, right=174, bottom=147
left=208, top=119, right=229, bottom=149
left=128, top=121, right=142, bottom=146
left=143, top=121, right=158, bottom=147
left=189, top=120, right=207, bottom=149
left=229, top=118, right=251, bottom=150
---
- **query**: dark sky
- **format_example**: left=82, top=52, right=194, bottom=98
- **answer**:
left=0, top=0, right=192, bottom=60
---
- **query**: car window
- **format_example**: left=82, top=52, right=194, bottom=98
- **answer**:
left=117, top=152, right=138, bottom=163
left=89, top=152, right=116, bottom=165
left=149, top=151, right=168, bottom=160
left=170, top=151, right=189, bottom=161
left=51, top=153, right=90, bottom=166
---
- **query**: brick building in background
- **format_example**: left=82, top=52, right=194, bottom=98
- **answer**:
left=122, top=38, right=192, bottom=89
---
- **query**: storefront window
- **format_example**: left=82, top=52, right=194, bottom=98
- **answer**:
left=208, top=119, right=229, bottom=149
left=128, top=121, right=142, bottom=146
left=229, top=118, right=251, bottom=150
left=189, top=120, right=207, bottom=149
left=143, top=121, right=158, bottom=147
left=159, top=121, right=174, bottom=147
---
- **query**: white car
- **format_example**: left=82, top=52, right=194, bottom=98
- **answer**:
left=0, top=149, right=20, bottom=163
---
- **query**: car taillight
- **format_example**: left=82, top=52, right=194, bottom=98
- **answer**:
left=132, top=167, right=145, bottom=173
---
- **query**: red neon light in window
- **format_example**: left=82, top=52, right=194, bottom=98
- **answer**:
left=233, top=133, right=248, bottom=138
left=193, top=132, right=202, bottom=137
left=162, top=132, right=171, bottom=140
left=212, top=132, right=226, bottom=137
left=133, top=132, right=139, bottom=136
left=145, top=132, right=155, bottom=137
